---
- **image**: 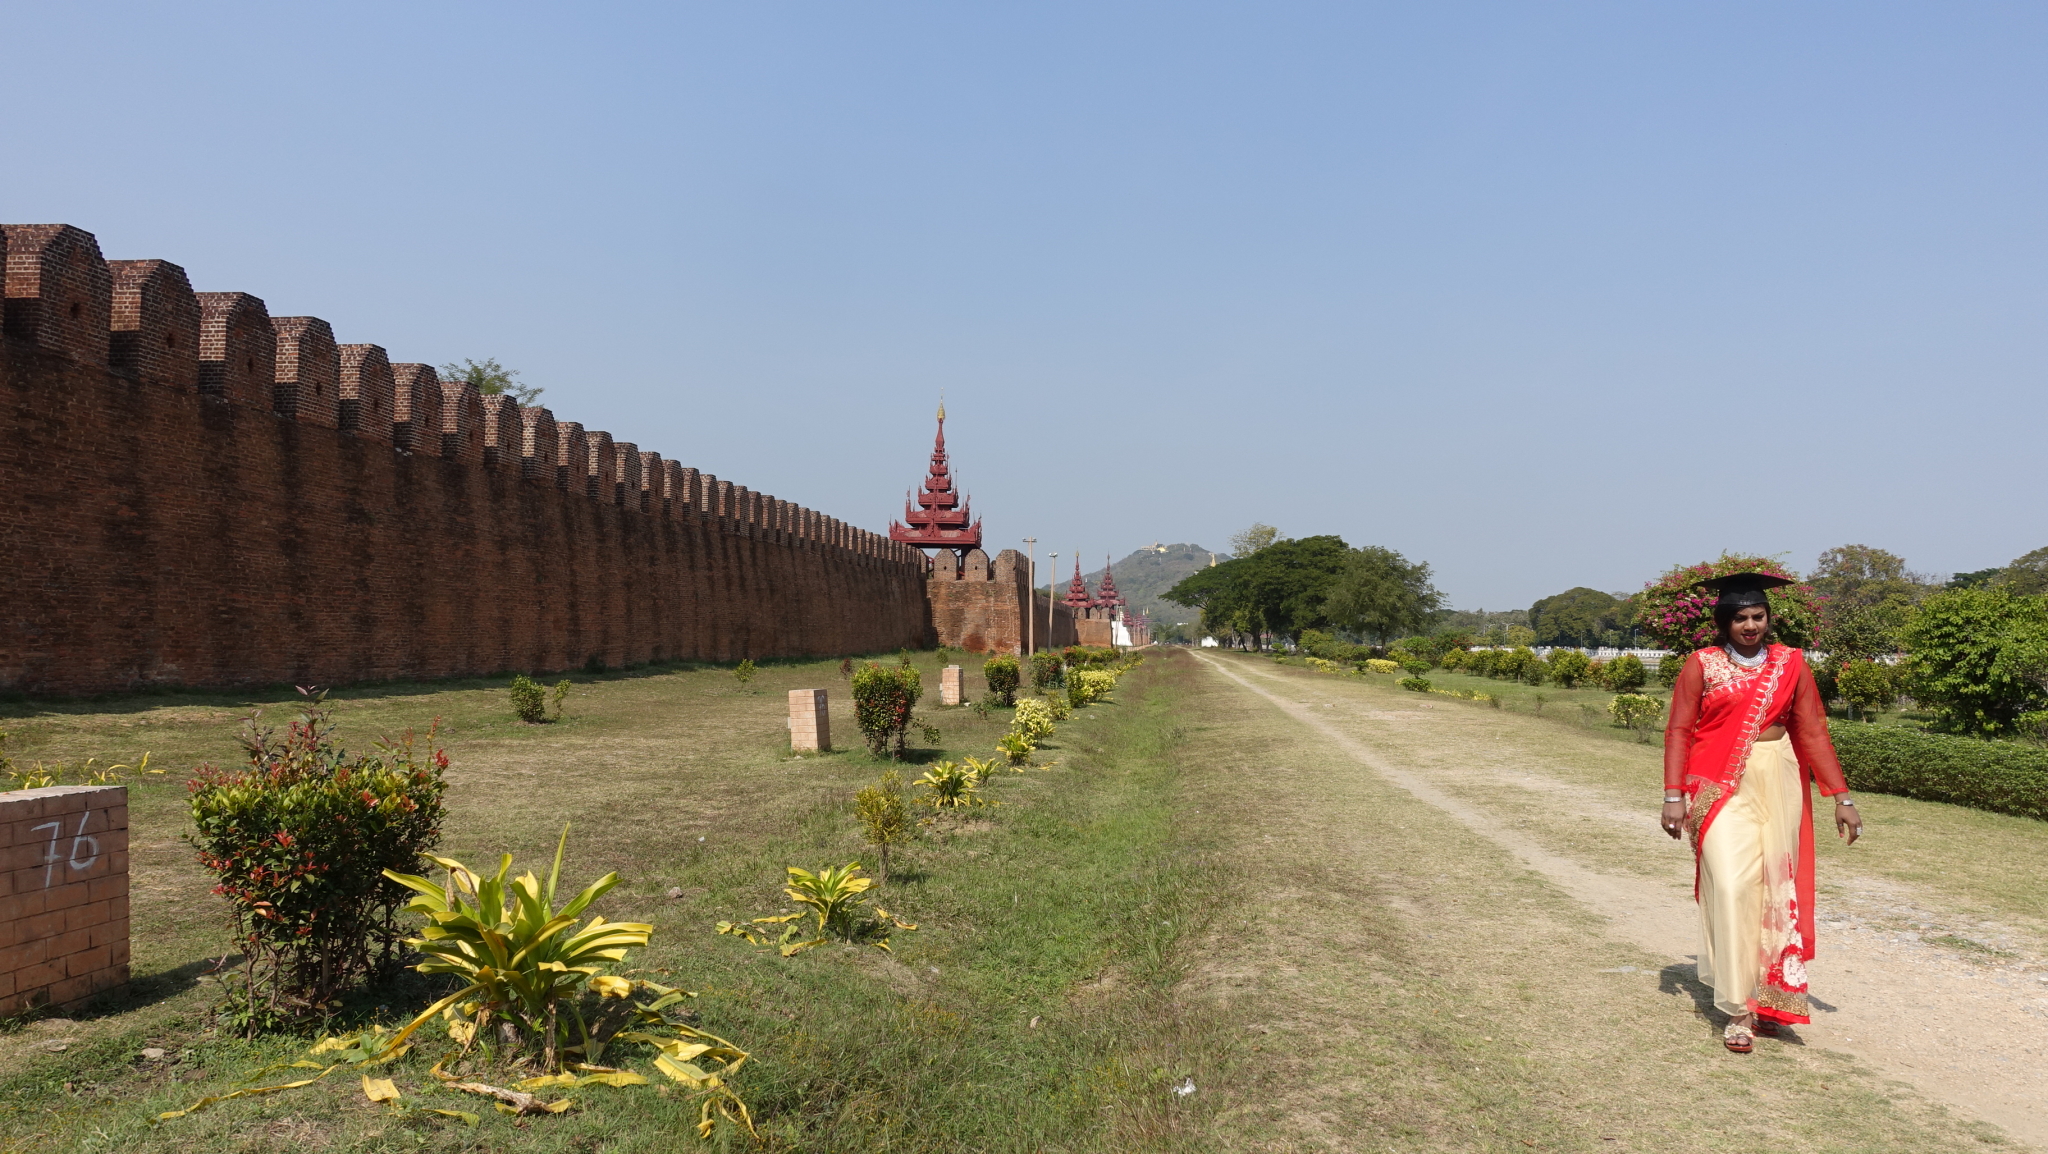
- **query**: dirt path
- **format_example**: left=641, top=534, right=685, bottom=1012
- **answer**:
left=1194, top=652, right=2047, bottom=1148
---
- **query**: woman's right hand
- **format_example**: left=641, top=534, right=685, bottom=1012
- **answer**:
left=1661, top=799, right=1688, bottom=839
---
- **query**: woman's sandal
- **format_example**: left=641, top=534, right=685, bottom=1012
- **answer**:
left=1753, top=1017, right=1780, bottom=1037
left=1722, top=1021, right=1755, bottom=1053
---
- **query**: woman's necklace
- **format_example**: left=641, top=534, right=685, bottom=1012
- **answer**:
left=1724, top=643, right=1767, bottom=669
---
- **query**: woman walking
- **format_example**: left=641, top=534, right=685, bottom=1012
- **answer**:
left=1661, top=573, right=1862, bottom=1053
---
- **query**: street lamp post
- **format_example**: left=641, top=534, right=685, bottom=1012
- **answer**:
left=1047, top=552, right=1057, bottom=654
left=1023, top=537, right=1036, bottom=657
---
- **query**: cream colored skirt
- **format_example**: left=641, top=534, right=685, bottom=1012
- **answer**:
left=1696, top=735, right=1805, bottom=1018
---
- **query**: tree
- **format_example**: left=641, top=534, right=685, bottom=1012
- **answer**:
left=1996, top=546, right=2048, bottom=596
left=1321, top=546, right=1443, bottom=643
left=1635, top=554, right=1821, bottom=652
left=1229, top=523, right=1279, bottom=558
left=1899, top=586, right=2048, bottom=736
left=440, top=357, right=543, bottom=405
left=1164, top=534, right=1352, bottom=649
left=1528, top=588, right=1631, bottom=646
left=1811, top=544, right=1929, bottom=610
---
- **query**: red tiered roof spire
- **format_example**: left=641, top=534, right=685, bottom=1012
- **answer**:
left=889, top=403, right=982, bottom=555
left=1093, top=554, right=1124, bottom=613
left=1063, top=557, right=1094, bottom=608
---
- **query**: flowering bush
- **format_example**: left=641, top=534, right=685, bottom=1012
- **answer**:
left=1030, top=652, right=1064, bottom=691
left=1364, top=658, right=1400, bottom=674
left=1609, top=693, right=1663, bottom=732
left=852, top=663, right=924, bottom=758
left=187, top=691, right=448, bottom=1030
left=1634, top=554, right=1820, bottom=651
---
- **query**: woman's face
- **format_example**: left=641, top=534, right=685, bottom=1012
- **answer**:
left=1729, top=605, right=1770, bottom=649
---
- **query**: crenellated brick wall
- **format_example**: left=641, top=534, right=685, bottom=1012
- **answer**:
left=0, top=223, right=933, bottom=695
left=926, top=548, right=1079, bottom=654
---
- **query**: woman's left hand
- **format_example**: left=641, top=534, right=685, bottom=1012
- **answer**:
left=1835, top=801, right=1862, bottom=845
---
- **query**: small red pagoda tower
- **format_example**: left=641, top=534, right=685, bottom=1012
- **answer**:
left=1062, top=558, right=1094, bottom=611
left=1093, top=555, right=1125, bottom=618
left=889, top=404, right=982, bottom=562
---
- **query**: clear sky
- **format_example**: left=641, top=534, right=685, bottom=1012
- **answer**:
left=5, top=3, right=2043, bottom=610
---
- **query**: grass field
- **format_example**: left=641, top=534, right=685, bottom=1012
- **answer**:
left=0, top=648, right=2039, bottom=1152
left=0, top=653, right=1232, bottom=1152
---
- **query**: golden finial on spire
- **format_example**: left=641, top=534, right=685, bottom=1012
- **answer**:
left=937, top=396, right=946, bottom=422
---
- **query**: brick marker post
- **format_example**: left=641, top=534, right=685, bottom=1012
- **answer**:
left=940, top=665, right=964, bottom=706
left=788, top=689, right=830, bottom=752
left=1, top=786, right=130, bottom=1014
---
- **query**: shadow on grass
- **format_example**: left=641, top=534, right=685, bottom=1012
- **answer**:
left=0, top=647, right=962, bottom=718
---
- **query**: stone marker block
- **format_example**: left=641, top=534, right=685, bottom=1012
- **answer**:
left=940, top=665, right=963, bottom=706
left=0, top=786, right=128, bottom=1014
left=788, top=689, right=830, bottom=752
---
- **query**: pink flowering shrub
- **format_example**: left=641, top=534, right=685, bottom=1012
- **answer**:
left=1634, top=553, right=1822, bottom=652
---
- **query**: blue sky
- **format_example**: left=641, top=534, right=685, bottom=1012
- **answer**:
left=5, top=3, right=2043, bottom=609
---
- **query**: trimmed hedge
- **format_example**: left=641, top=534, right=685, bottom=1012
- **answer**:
left=1831, top=722, right=2048, bottom=821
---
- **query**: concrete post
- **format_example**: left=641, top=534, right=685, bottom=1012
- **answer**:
left=940, top=665, right=963, bottom=706
left=0, top=786, right=129, bottom=1013
left=788, top=689, right=830, bottom=752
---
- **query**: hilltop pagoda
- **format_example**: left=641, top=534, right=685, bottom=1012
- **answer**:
left=889, top=404, right=982, bottom=562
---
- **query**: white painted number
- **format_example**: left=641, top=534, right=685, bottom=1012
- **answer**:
left=31, top=811, right=100, bottom=889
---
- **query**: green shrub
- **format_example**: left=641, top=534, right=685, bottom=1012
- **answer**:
left=1603, top=653, right=1648, bottom=693
left=187, top=693, right=449, bottom=1030
left=854, top=770, right=911, bottom=882
left=1437, top=648, right=1466, bottom=671
left=1029, top=651, right=1064, bottom=691
left=1042, top=688, right=1073, bottom=721
left=1399, top=676, right=1432, bottom=692
left=983, top=655, right=1021, bottom=706
left=1011, top=698, right=1057, bottom=746
left=1401, top=659, right=1431, bottom=678
left=1518, top=652, right=1548, bottom=686
left=1836, top=659, right=1903, bottom=719
left=1657, top=650, right=1689, bottom=688
left=1298, top=629, right=1338, bottom=659
left=1900, top=586, right=2048, bottom=735
left=1464, top=649, right=1497, bottom=678
left=1831, top=723, right=2048, bottom=820
left=852, top=662, right=924, bottom=758
left=510, top=674, right=547, bottom=723
left=1609, top=693, right=1662, bottom=733
left=734, top=658, right=757, bottom=688
left=1547, top=649, right=1592, bottom=688
left=1072, top=669, right=1118, bottom=703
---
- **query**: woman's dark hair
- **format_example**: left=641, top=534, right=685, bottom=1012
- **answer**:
left=1712, top=603, right=1773, bottom=645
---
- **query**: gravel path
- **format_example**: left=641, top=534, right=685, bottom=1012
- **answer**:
left=1197, top=651, right=2047, bottom=1149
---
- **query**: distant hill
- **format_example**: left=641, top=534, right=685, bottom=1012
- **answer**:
left=1082, top=544, right=1225, bottom=629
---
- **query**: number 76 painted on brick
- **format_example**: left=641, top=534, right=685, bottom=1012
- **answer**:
left=30, top=811, right=101, bottom=889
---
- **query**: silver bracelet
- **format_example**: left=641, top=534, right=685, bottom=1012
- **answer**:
left=1663, top=796, right=1684, bottom=804
left=1835, top=797, right=1855, bottom=806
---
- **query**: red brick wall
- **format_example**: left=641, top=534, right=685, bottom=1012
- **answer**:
left=0, top=223, right=933, bottom=694
left=0, top=786, right=129, bottom=1014
left=927, top=549, right=1081, bottom=654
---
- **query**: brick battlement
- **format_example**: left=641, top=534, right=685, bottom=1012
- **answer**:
left=0, top=223, right=931, bottom=693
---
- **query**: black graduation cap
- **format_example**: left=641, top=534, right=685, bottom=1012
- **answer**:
left=1697, top=572, right=1795, bottom=609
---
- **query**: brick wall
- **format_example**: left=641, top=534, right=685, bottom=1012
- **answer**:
left=0, top=786, right=129, bottom=1014
left=0, top=223, right=934, bottom=694
left=927, top=548, right=1080, bottom=654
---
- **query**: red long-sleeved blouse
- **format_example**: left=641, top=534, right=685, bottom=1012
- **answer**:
left=1661, top=651, right=1849, bottom=796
